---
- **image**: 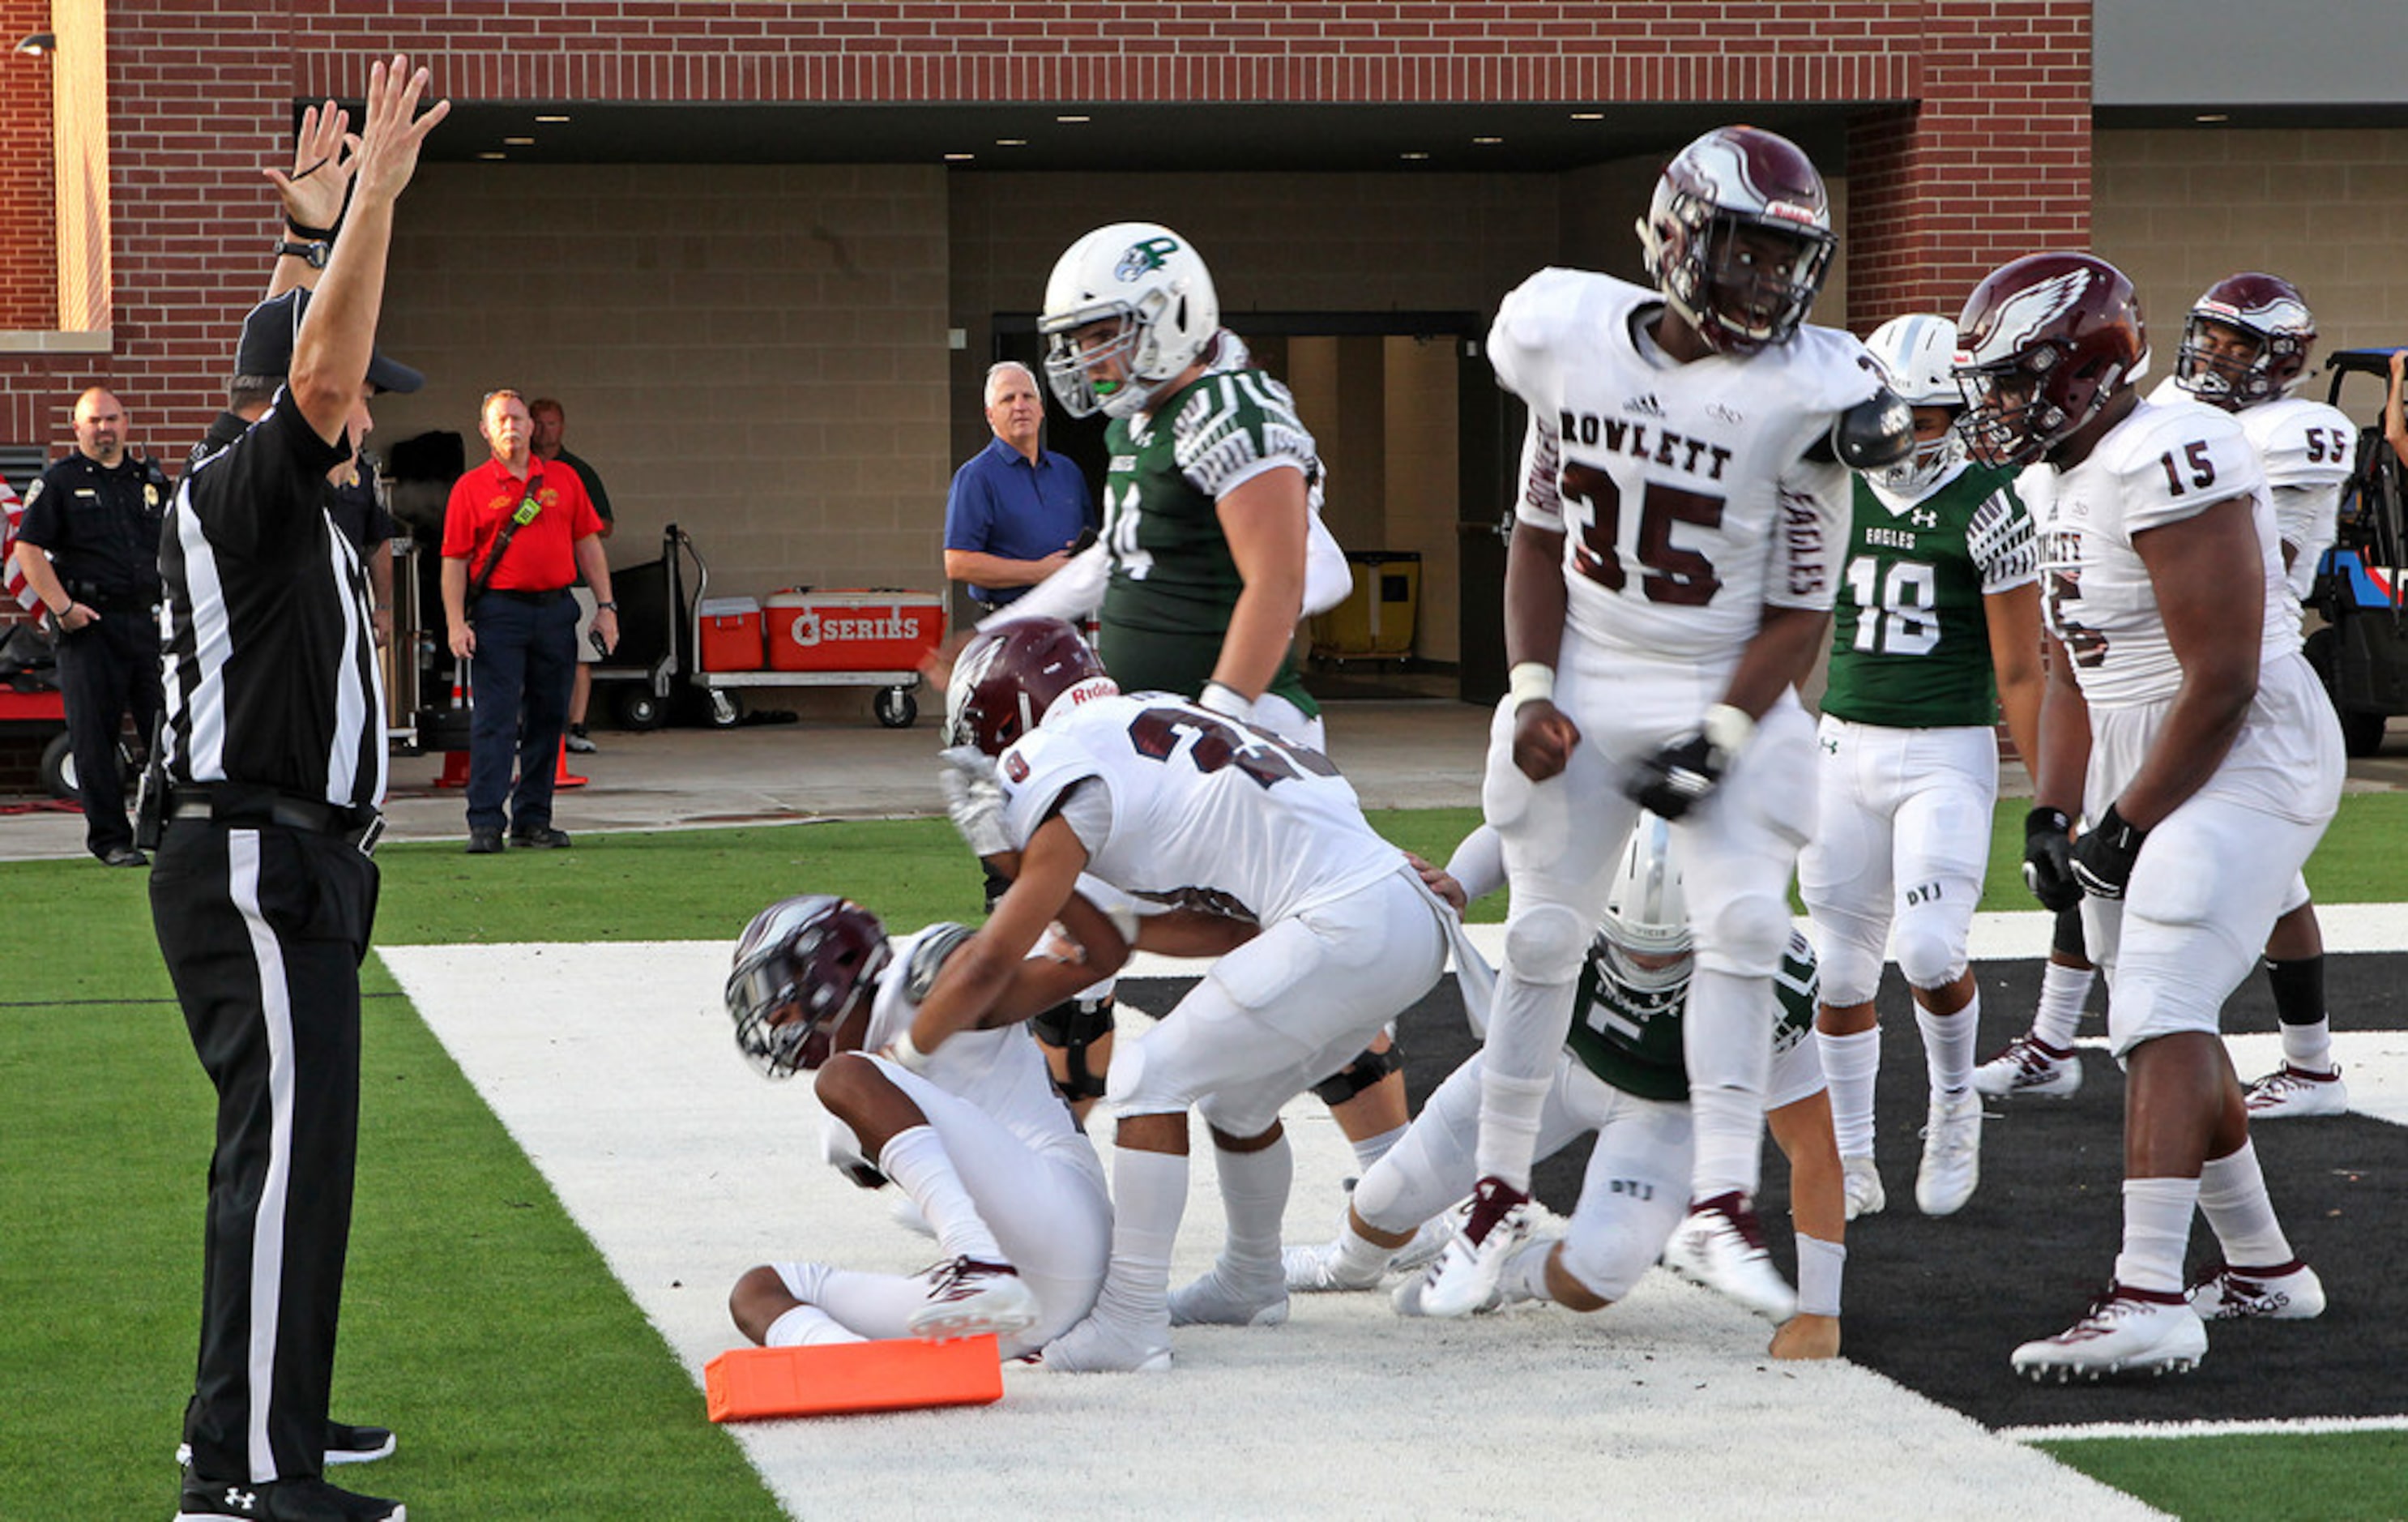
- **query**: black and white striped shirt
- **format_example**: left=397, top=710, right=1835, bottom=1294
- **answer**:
left=160, top=392, right=386, bottom=810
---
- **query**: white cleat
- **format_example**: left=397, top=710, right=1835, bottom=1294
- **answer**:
left=1842, top=1155, right=1886, bottom=1221
left=906, top=1257, right=1040, bottom=1343
left=1661, top=1192, right=1798, bottom=1322
left=1915, top=1090, right=1983, bottom=1217
left=1169, top=1262, right=1290, bottom=1327
left=2012, top=1285, right=2207, bottom=1383
left=2244, top=1064, right=2349, bottom=1119
left=1394, top=1240, right=1543, bottom=1318
left=1040, top=1311, right=1172, bottom=1374
left=1414, top=1176, right=1532, bottom=1319
left=1972, top=1031, right=2082, bottom=1099
left=1283, top=1237, right=1390, bottom=1293
left=1387, top=1212, right=1457, bottom=1276
left=2187, top=1259, right=2326, bottom=1321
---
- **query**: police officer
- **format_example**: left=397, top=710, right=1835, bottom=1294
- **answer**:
left=10, top=386, right=173, bottom=865
left=155, top=58, right=446, bottom=1522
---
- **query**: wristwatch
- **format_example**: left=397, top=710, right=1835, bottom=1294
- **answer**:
left=595, top=600, right=618, bottom=611
left=275, top=239, right=331, bottom=269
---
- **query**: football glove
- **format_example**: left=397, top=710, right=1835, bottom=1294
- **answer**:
left=1626, top=703, right=1753, bottom=820
left=937, top=744, right=1011, bottom=857
left=2069, top=802, right=2148, bottom=900
left=2022, top=806, right=2081, bottom=912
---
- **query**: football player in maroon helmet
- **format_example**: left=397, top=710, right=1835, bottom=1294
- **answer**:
left=1956, top=253, right=2339, bottom=1381
left=2175, top=273, right=2316, bottom=411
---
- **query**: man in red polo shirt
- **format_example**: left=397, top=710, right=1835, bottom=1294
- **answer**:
left=441, top=387, right=617, bottom=853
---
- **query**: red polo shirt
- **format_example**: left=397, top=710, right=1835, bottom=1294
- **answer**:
left=441, top=455, right=603, bottom=592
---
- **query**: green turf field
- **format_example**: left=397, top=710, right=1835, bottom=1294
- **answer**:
left=7, top=794, right=2405, bottom=1518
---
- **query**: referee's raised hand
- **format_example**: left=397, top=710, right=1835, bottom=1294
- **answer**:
left=351, top=53, right=450, bottom=209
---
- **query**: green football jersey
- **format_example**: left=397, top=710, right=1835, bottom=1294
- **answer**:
left=1821, top=462, right=2037, bottom=729
left=1562, top=930, right=1818, bottom=1103
left=1095, top=367, right=1319, bottom=720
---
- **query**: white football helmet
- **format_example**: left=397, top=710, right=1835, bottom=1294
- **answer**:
left=1598, top=813, right=1693, bottom=1010
left=1637, top=125, right=1836, bottom=354
left=1040, top=222, right=1220, bottom=419
left=1863, top=313, right=1969, bottom=497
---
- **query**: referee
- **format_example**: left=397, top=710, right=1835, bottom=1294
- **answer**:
left=155, top=58, right=446, bottom=1522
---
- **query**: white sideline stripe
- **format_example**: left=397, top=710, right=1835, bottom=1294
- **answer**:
left=381, top=941, right=2169, bottom=1522
left=1116, top=904, right=2408, bottom=981
left=2002, top=1414, right=2408, bottom=1443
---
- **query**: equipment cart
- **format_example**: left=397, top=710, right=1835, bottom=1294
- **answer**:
left=588, top=525, right=933, bottom=731
left=2312, top=351, right=2408, bottom=755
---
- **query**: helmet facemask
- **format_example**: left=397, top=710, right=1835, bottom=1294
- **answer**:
left=2175, top=314, right=2299, bottom=411
left=1872, top=409, right=1968, bottom=496
left=1043, top=308, right=1152, bottom=420
left=1953, top=344, right=2125, bottom=471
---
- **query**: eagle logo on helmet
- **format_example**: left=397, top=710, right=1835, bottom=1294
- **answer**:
left=1986, top=267, right=2095, bottom=358
left=1115, top=236, right=1181, bottom=282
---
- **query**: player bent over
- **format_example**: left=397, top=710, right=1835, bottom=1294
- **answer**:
left=1954, top=254, right=2337, bottom=1381
left=1428, top=123, right=1911, bottom=1321
left=1292, top=818, right=1845, bottom=1356
left=723, top=896, right=1111, bottom=1358
left=912, top=618, right=1460, bottom=1372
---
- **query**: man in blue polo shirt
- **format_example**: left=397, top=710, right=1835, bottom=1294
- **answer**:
left=943, top=361, right=1093, bottom=609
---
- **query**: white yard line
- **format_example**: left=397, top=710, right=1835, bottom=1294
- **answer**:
left=2001, top=1414, right=2408, bottom=1442
left=384, top=940, right=2175, bottom=1522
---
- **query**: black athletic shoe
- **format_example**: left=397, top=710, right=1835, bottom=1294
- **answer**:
left=175, top=1468, right=404, bottom=1520
left=510, top=825, right=572, bottom=849
left=324, top=1422, right=396, bottom=1466
left=465, top=827, right=506, bottom=855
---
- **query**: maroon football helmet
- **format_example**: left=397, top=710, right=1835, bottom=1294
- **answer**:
left=726, top=895, right=891, bottom=1077
left=1638, top=125, right=1837, bottom=353
left=946, top=617, right=1117, bottom=756
left=1952, top=253, right=2149, bottom=469
left=2175, top=272, right=2316, bottom=411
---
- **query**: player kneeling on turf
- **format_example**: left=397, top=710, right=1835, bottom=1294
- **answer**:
left=724, top=895, right=1112, bottom=1359
left=1291, top=816, right=1847, bottom=1359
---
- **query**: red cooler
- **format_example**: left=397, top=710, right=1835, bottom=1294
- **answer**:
left=764, top=589, right=946, bottom=672
left=698, top=596, right=765, bottom=671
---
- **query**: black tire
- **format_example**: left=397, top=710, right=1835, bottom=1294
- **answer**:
left=874, top=686, right=917, bottom=729
left=2305, top=626, right=2391, bottom=756
left=613, top=686, right=666, bottom=732
left=40, top=731, right=76, bottom=802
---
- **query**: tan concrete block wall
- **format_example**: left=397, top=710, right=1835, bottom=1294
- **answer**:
left=370, top=162, right=953, bottom=598
left=2094, top=127, right=2408, bottom=421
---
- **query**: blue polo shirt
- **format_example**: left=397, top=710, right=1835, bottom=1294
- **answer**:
left=943, top=436, right=1093, bottom=605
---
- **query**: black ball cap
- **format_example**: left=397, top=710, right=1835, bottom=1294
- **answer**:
left=234, top=289, right=424, bottom=395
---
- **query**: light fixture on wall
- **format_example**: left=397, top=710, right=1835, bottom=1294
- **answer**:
left=15, top=31, right=55, bottom=56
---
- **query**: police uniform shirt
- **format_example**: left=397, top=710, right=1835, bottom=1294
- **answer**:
left=17, top=450, right=172, bottom=606
left=164, top=391, right=386, bottom=810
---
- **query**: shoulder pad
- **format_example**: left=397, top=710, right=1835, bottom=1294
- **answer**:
left=1828, top=386, right=1915, bottom=469
left=904, top=922, right=976, bottom=1003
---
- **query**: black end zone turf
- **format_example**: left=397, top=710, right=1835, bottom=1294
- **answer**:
left=1120, top=950, right=2407, bottom=1429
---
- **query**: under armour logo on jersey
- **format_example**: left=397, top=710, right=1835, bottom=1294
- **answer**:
left=1115, top=237, right=1181, bottom=280
left=1624, top=392, right=1665, bottom=418
left=1911, top=508, right=1940, bottom=528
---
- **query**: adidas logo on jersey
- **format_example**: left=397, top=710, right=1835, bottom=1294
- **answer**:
left=1623, top=392, right=1665, bottom=418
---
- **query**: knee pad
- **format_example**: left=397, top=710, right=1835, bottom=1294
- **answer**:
left=1309, top=1040, right=1404, bottom=1105
left=1815, top=938, right=1885, bottom=1010
left=1503, top=904, right=1589, bottom=985
left=1890, top=913, right=1966, bottom=991
left=1695, top=891, right=1791, bottom=975
left=1031, top=994, right=1114, bottom=1102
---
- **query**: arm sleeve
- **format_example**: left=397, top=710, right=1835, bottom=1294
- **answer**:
left=1969, top=482, right=2041, bottom=595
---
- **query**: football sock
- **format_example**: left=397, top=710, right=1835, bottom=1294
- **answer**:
left=1795, top=1234, right=1846, bottom=1319
left=762, top=1303, right=866, bottom=1349
left=2197, top=1140, right=2296, bottom=1269
left=1474, top=971, right=1578, bottom=1189
left=1818, top=1028, right=1881, bottom=1161
left=1210, top=1130, right=1295, bottom=1285
left=785, top=1263, right=932, bottom=1340
left=2031, top=960, right=2094, bottom=1050
left=1502, top=1240, right=1559, bottom=1306
left=1917, top=986, right=1976, bottom=1096
left=1330, top=1213, right=1402, bottom=1280
left=2112, top=1176, right=2200, bottom=1294
left=1472, top=1072, right=1553, bottom=1191
left=2264, top=956, right=2336, bottom=1072
left=1097, top=1143, right=1189, bottom=1328
left=1350, top=1122, right=1409, bottom=1175
left=878, top=1125, right=1002, bottom=1263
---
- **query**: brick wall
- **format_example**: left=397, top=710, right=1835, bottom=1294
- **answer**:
left=0, top=0, right=55, bottom=331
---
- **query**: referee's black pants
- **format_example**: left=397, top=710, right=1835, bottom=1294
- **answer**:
left=151, top=819, right=380, bottom=1485
left=54, top=612, right=161, bottom=857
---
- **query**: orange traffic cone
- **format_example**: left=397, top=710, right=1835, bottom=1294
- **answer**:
left=555, top=737, right=587, bottom=789
left=435, top=669, right=472, bottom=787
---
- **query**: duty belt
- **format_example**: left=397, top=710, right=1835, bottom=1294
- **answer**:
left=167, top=785, right=384, bottom=855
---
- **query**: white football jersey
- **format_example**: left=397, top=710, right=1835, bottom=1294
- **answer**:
left=2146, top=380, right=2355, bottom=598
left=1488, top=267, right=1880, bottom=661
left=2030, top=397, right=2291, bottom=710
left=849, top=923, right=1095, bottom=1173
left=997, top=691, right=1406, bottom=926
